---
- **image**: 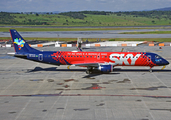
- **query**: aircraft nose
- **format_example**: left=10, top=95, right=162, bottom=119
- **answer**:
left=156, top=59, right=169, bottom=66
left=165, top=60, right=169, bottom=65
left=163, top=59, right=169, bottom=65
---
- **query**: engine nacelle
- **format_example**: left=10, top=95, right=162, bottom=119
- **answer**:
left=98, top=65, right=113, bottom=73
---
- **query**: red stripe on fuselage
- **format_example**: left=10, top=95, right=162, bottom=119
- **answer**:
left=51, top=52, right=156, bottom=67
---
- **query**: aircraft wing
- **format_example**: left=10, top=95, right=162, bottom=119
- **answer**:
left=74, top=63, right=99, bottom=67
left=72, top=61, right=108, bottom=67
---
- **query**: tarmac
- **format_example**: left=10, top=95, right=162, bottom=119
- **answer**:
left=1, top=28, right=171, bottom=38
left=0, top=45, right=171, bottom=120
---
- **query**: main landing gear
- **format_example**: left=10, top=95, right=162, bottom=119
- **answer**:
left=86, top=67, right=93, bottom=74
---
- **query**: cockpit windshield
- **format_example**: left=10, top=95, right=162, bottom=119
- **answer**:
left=155, top=55, right=161, bottom=59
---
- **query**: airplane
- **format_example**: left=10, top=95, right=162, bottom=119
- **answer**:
left=8, top=29, right=169, bottom=74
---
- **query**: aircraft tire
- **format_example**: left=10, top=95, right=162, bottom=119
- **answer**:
left=86, top=69, right=92, bottom=74
left=86, top=69, right=90, bottom=74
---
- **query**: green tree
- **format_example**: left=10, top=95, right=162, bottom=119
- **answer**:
left=152, top=20, right=155, bottom=24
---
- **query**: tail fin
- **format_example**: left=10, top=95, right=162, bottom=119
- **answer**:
left=10, top=29, right=39, bottom=53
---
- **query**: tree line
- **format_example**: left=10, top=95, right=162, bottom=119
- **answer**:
left=116, top=11, right=171, bottom=19
left=60, top=10, right=171, bottom=20
left=0, top=12, right=49, bottom=25
left=0, top=12, right=19, bottom=25
left=59, top=11, right=112, bottom=19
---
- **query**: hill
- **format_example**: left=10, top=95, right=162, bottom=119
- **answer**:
left=0, top=11, right=171, bottom=26
left=153, top=7, right=171, bottom=11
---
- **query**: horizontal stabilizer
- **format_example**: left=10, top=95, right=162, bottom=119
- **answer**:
left=7, top=52, right=27, bottom=57
left=7, top=52, right=15, bottom=56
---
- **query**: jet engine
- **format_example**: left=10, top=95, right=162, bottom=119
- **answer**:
left=97, top=65, right=113, bottom=73
left=86, top=65, right=113, bottom=74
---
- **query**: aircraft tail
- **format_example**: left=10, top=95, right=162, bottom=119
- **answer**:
left=9, top=29, right=39, bottom=53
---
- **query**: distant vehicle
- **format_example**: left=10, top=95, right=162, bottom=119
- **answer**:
left=8, top=29, right=169, bottom=74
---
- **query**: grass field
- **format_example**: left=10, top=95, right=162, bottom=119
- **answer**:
left=121, top=31, right=171, bottom=34
left=2, top=26, right=170, bottom=32
left=1, top=13, right=171, bottom=26
left=1, top=26, right=171, bottom=32
left=0, top=27, right=149, bottom=32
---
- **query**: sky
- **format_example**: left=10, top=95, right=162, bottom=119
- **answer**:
left=1, top=0, right=171, bottom=12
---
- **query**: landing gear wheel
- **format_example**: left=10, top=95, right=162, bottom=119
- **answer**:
left=86, top=67, right=93, bottom=74
left=86, top=69, right=92, bottom=74
left=86, top=69, right=90, bottom=74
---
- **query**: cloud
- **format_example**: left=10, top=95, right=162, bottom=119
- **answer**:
left=0, top=0, right=171, bottom=12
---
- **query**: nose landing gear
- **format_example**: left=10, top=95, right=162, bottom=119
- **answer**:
left=161, top=65, right=166, bottom=70
left=149, top=66, right=153, bottom=73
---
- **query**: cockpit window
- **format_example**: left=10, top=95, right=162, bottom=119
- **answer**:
left=155, top=55, right=161, bottom=58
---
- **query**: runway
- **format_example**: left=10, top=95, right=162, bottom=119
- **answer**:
left=1, top=28, right=171, bottom=38
left=0, top=46, right=171, bottom=120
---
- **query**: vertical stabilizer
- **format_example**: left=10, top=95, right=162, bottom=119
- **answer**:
left=9, top=29, right=39, bottom=53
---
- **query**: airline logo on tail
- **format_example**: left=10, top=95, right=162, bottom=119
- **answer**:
left=14, top=38, right=25, bottom=50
